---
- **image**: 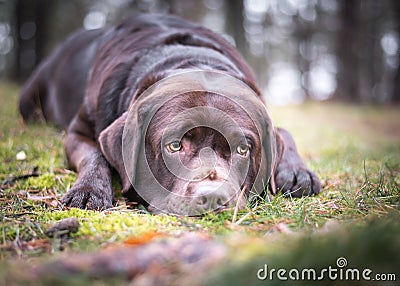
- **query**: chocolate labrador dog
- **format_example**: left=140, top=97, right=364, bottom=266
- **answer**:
left=19, top=14, right=320, bottom=215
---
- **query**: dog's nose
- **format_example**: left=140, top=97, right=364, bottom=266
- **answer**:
left=208, top=169, right=217, bottom=180
left=191, top=184, right=230, bottom=211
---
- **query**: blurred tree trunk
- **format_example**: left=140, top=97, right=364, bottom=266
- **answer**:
left=224, top=0, right=264, bottom=81
left=14, top=0, right=50, bottom=82
left=224, top=0, right=246, bottom=57
left=335, top=0, right=361, bottom=102
left=293, top=13, right=311, bottom=98
left=392, top=0, right=400, bottom=103
left=359, top=1, right=384, bottom=102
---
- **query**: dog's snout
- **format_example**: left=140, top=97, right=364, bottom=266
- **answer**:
left=190, top=183, right=230, bottom=211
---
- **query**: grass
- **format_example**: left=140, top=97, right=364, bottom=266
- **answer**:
left=0, top=83, right=399, bottom=285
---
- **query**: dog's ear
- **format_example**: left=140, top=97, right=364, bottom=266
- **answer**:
left=98, top=112, right=133, bottom=193
left=98, top=99, right=156, bottom=194
left=267, top=128, right=284, bottom=195
left=250, top=105, right=277, bottom=197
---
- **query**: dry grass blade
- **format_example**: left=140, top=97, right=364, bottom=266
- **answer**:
left=231, top=186, right=247, bottom=224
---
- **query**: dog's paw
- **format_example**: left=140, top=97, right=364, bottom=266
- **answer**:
left=275, top=165, right=321, bottom=197
left=61, top=180, right=113, bottom=210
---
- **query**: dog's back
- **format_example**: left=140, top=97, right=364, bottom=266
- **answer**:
left=19, top=14, right=259, bottom=131
left=19, top=28, right=103, bottom=129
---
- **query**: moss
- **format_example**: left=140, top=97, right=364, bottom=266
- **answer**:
left=23, top=174, right=57, bottom=190
left=43, top=210, right=179, bottom=238
left=19, top=173, right=76, bottom=192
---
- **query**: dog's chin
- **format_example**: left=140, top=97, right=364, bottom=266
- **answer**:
left=147, top=195, right=246, bottom=216
left=146, top=197, right=199, bottom=216
left=145, top=180, right=245, bottom=216
left=146, top=204, right=163, bottom=214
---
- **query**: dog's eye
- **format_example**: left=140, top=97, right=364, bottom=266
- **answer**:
left=236, top=144, right=249, bottom=156
left=167, top=141, right=182, bottom=152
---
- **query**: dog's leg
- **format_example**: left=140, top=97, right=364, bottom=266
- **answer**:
left=61, top=110, right=113, bottom=210
left=273, top=127, right=321, bottom=197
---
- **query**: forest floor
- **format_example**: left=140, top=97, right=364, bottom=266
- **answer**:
left=0, top=83, right=399, bottom=285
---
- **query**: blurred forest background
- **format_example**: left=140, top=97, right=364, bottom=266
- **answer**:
left=0, top=0, right=399, bottom=104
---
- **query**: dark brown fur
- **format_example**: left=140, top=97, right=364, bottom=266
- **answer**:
left=19, top=14, right=321, bottom=213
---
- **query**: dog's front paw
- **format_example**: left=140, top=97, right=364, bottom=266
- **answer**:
left=275, top=165, right=321, bottom=197
left=61, top=180, right=113, bottom=210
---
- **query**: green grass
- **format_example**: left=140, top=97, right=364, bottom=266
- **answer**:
left=0, top=83, right=399, bottom=285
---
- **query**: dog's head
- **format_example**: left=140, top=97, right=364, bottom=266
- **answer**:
left=99, top=71, right=276, bottom=215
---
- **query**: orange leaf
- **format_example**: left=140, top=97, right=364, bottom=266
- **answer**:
left=123, top=231, right=162, bottom=246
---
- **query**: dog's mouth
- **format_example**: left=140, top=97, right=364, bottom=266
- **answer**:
left=156, top=177, right=245, bottom=216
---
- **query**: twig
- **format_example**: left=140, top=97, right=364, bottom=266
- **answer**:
left=1, top=167, right=39, bottom=187
left=235, top=211, right=253, bottom=225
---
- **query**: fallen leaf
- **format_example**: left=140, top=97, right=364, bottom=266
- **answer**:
left=123, top=231, right=162, bottom=246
